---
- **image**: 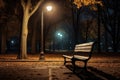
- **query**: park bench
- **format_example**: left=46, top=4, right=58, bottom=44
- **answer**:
left=63, top=42, right=95, bottom=72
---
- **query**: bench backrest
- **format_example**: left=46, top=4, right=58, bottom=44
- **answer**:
left=74, top=42, right=94, bottom=59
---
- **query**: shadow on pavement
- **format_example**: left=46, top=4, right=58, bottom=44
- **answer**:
left=66, top=65, right=119, bottom=80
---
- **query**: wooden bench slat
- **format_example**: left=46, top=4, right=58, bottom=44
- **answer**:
left=75, top=46, right=92, bottom=49
left=74, top=42, right=93, bottom=52
left=74, top=49, right=91, bottom=52
left=74, top=46, right=92, bottom=52
left=75, top=42, right=94, bottom=47
left=74, top=55, right=89, bottom=60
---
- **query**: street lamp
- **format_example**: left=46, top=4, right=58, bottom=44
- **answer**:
left=46, top=6, right=52, bottom=11
left=39, top=5, right=53, bottom=60
left=57, top=32, right=63, bottom=50
left=57, top=33, right=63, bottom=38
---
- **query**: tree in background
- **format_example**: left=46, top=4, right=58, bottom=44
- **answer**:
left=18, top=0, right=43, bottom=59
left=68, top=0, right=103, bottom=44
left=100, top=0, right=120, bottom=52
left=0, top=0, right=20, bottom=54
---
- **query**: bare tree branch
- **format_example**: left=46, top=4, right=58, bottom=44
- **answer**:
left=21, top=0, right=25, bottom=10
left=27, top=0, right=31, bottom=8
left=29, top=0, right=44, bottom=17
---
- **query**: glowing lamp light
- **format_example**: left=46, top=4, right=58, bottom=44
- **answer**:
left=57, top=33, right=63, bottom=37
left=46, top=6, right=52, bottom=11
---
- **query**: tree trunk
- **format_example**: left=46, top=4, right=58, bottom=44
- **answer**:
left=20, top=10, right=29, bottom=59
left=1, top=26, right=7, bottom=54
left=97, top=4, right=101, bottom=52
left=105, top=31, right=108, bottom=52
left=31, top=22, right=37, bottom=53
left=0, top=27, right=2, bottom=54
left=18, top=0, right=43, bottom=59
left=86, top=20, right=89, bottom=41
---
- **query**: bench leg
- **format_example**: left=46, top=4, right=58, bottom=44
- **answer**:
left=64, top=57, right=66, bottom=65
left=84, top=61, right=87, bottom=70
left=72, top=60, right=76, bottom=73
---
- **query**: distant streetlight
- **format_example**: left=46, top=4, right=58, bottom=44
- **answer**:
left=57, top=33, right=63, bottom=38
left=57, top=32, right=63, bottom=50
left=39, top=5, right=53, bottom=60
left=11, top=40, right=15, bottom=44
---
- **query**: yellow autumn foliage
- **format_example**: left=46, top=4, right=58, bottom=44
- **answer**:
left=73, top=0, right=103, bottom=9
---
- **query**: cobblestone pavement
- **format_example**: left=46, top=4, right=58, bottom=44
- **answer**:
left=0, top=53, right=120, bottom=80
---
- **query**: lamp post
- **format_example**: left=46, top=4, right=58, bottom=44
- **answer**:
left=57, top=32, right=63, bottom=50
left=39, top=5, right=53, bottom=60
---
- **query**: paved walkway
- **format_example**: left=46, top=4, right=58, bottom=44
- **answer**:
left=0, top=53, right=120, bottom=80
left=0, top=62, right=80, bottom=80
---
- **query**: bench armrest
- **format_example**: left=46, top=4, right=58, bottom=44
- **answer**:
left=63, top=55, right=73, bottom=59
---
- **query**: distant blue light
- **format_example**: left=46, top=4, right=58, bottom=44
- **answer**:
left=57, top=33, right=63, bottom=37
left=11, top=40, right=14, bottom=44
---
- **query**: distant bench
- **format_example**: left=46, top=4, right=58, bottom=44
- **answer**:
left=63, top=42, right=95, bottom=72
